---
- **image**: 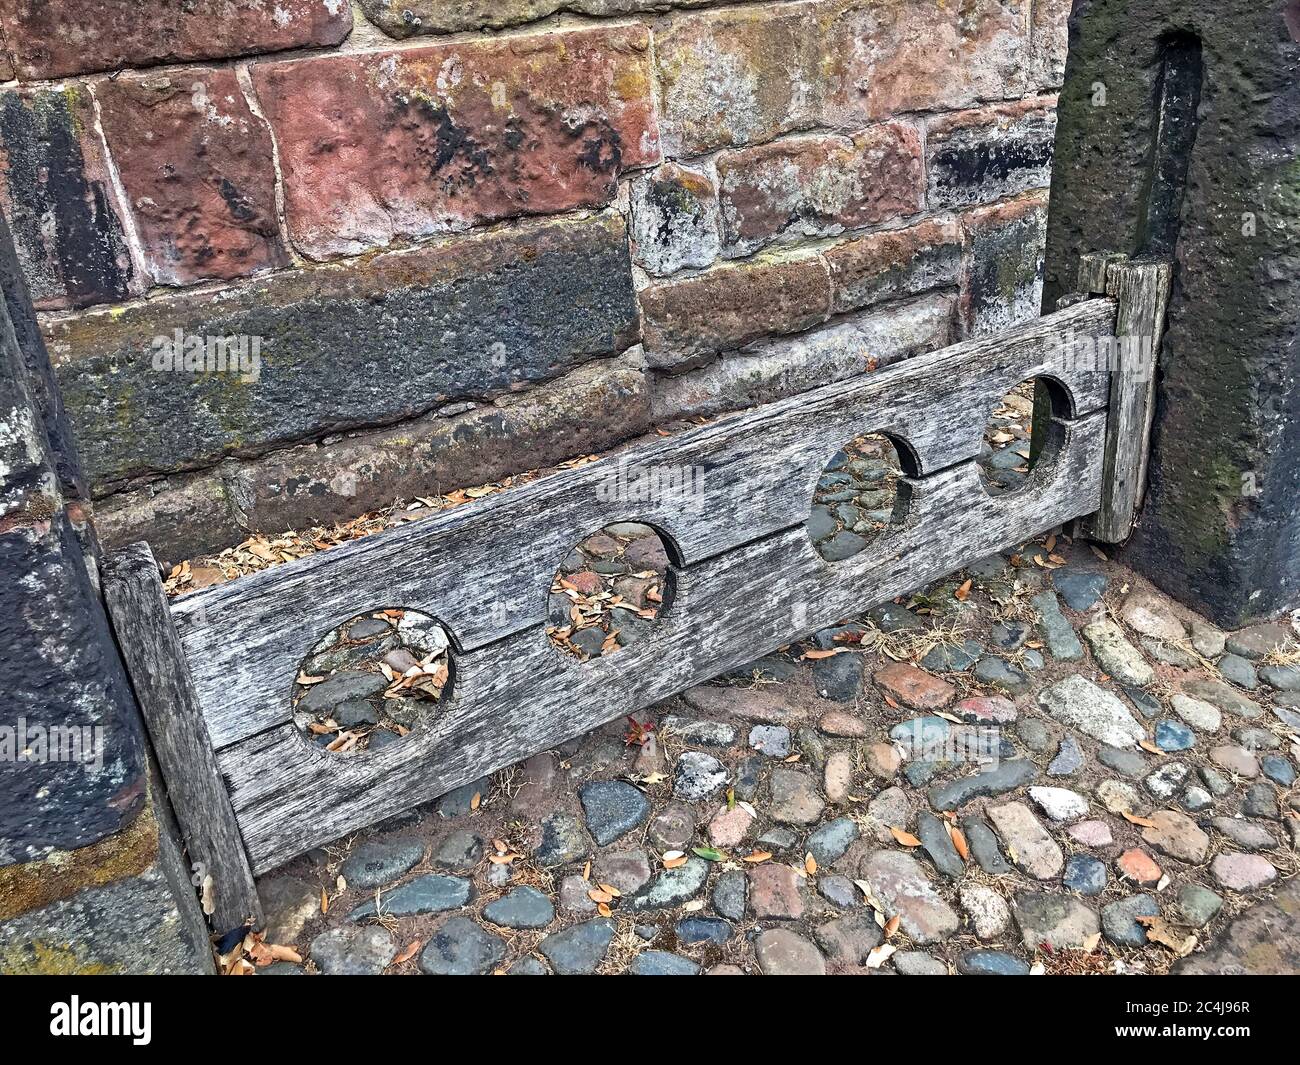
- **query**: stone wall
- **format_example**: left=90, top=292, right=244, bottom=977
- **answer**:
left=0, top=0, right=1070, bottom=563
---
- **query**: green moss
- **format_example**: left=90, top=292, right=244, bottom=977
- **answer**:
left=0, top=940, right=116, bottom=975
left=0, top=794, right=160, bottom=923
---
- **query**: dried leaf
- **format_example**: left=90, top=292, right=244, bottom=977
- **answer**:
left=743, top=851, right=773, bottom=864
left=947, top=823, right=969, bottom=862
left=804, top=852, right=817, bottom=875
left=391, top=940, right=422, bottom=966
left=889, top=827, right=922, bottom=847
left=488, top=852, right=522, bottom=865
left=1121, top=811, right=1160, bottom=829
left=954, top=579, right=972, bottom=602
left=1137, top=915, right=1198, bottom=956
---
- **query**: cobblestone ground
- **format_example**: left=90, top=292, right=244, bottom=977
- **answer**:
left=248, top=533, right=1300, bottom=976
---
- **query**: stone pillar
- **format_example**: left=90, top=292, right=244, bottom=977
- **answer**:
left=1042, top=0, right=1300, bottom=626
left=0, top=213, right=211, bottom=974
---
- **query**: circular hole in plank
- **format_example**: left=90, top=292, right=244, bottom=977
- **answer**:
left=293, top=609, right=453, bottom=754
left=546, top=522, right=675, bottom=660
left=809, top=432, right=913, bottom=562
left=977, top=377, right=1069, bottom=496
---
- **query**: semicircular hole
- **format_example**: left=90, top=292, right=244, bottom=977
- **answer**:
left=292, top=609, right=453, bottom=754
left=546, top=522, right=675, bottom=660
left=809, top=432, right=912, bottom=562
left=977, top=377, right=1069, bottom=496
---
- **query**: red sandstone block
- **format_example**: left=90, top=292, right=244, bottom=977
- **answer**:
left=0, top=0, right=352, bottom=81
left=95, top=70, right=287, bottom=286
left=716, top=124, right=924, bottom=256
left=250, top=25, right=660, bottom=260
left=824, top=218, right=963, bottom=316
left=639, top=251, right=832, bottom=365
left=655, top=1, right=826, bottom=157
left=827, top=0, right=1031, bottom=123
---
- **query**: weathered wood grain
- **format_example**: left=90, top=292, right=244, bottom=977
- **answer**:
left=218, top=412, right=1107, bottom=872
left=175, top=299, right=1118, bottom=749
left=101, top=543, right=264, bottom=931
left=1077, top=252, right=1129, bottom=295
left=1088, top=260, right=1172, bottom=542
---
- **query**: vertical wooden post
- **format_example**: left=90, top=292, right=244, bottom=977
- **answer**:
left=1088, top=259, right=1173, bottom=542
left=103, top=543, right=264, bottom=934
left=1077, top=251, right=1130, bottom=295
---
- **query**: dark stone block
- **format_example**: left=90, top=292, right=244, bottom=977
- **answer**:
left=0, top=89, right=136, bottom=310
left=46, top=212, right=640, bottom=489
left=0, top=512, right=147, bottom=861
left=927, top=101, right=1056, bottom=210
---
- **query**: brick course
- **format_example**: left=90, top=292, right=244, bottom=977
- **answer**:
left=0, top=0, right=1070, bottom=554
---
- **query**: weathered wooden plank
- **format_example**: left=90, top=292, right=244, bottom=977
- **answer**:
left=1077, top=251, right=1129, bottom=295
left=1088, top=260, right=1172, bottom=542
left=221, top=411, right=1107, bottom=872
left=176, top=299, right=1117, bottom=749
left=101, top=543, right=264, bottom=931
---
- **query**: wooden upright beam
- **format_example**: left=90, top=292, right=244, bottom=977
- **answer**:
left=1077, top=251, right=1129, bottom=295
left=1088, top=259, right=1173, bottom=542
left=103, top=543, right=264, bottom=934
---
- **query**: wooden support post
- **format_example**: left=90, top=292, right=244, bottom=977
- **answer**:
left=1088, top=259, right=1173, bottom=542
left=103, top=543, right=264, bottom=934
left=1077, top=251, right=1129, bottom=295
left=1055, top=253, right=1129, bottom=311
